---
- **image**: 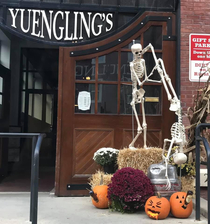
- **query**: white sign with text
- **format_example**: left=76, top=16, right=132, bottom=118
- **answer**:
left=189, top=33, right=210, bottom=82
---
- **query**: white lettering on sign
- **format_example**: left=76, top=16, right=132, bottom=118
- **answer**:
left=78, top=91, right=91, bottom=111
left=8, top=8, right=114, bottom=41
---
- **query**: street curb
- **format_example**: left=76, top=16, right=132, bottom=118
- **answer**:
left=193, top=198, right=208, bottom=219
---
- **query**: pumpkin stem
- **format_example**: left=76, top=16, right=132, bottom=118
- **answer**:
left=89, top=190, right=99, bottom=202
left=157, top=192, right=161, bottom=198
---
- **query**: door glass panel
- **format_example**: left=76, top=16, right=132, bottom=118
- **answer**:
left=122, top=36, right=141, bottom=49
left=34, top=73, right=43, bottom=89
left=121, top=52, right=132, bottom=82
left=75, top=83, right=95, bottom=114
left=28, top=93, right=43, bottom=120
left=0, top=77, right=3, bottom=93
left=46, top=94, right=53, bottom=125
left=98, top=52, right=118, bottom=81
left=0, top=95, right=2, bottom=119
left=144, top=85, right=161, bottom=115
left=28, top=72, right=33, bottom=89
left=120, top=85, right=140, bottom=114
left=22, top=92, right=25, bottom=113
left=22, top=54, right=27, bottom=70
left=28, top=94, right=33, bottom=116
left=143, top=53, right=162, bottom=81
left=28, top=61, right=34, bottom=71
left=22, top=72, right=26, bottom=90
left=76, top=59, right=95, bottom=81
left=143, top=26, right=162, bottom=49
left=98, top=84, right=117, bottom=114
left=33, top=94, right=43, bottom=120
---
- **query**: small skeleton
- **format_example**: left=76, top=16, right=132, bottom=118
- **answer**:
left=129, top=42, right=187, bottom=189
left=163, top=106, right=187, bottom=189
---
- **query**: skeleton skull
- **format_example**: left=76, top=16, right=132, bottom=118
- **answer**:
left=131, top=43, right=142, bottom=58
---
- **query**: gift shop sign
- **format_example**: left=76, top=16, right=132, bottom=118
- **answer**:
left=6, top=8, right=114, bottom=43
left=189, top=34, right=210, bottom=82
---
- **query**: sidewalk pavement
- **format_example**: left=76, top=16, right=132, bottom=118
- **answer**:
left=0, top=192, right=208, bottom=224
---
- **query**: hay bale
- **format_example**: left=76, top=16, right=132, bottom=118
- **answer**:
left=117, top=147, right=163, bottom=174
left=88, top=170, right=113, bottom=189
left=181, top=176, right=195, bottom=196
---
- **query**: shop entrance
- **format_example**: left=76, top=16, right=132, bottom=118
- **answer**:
left=56, top=12, right=177, bottom=196
left=0, top=48, right=58, bottom=192
left=0, top=65, right=10, bottom=179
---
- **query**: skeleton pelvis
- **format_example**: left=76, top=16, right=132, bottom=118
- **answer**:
left=136, top=88, right=145, bottom=97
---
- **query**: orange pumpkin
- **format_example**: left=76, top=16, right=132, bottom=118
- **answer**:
left=170, top=191, right=193, bottom=218
left=145, top=193, right=170, bottom=220
left=90, top=185, right=109, bottom=209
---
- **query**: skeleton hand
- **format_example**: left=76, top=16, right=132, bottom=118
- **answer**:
left=169, top=98, right=181, bottom=112
left=138, top=80, right=142, bottom=86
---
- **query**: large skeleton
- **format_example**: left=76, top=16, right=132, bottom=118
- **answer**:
left=129, top=42, right=187, bottom=189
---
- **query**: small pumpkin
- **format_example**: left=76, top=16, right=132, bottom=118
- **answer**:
left=90, top=185, right=109, bottom=209
left=145, top=193, right=170, bottom=220
left=170, top=191, right=193, bottom=218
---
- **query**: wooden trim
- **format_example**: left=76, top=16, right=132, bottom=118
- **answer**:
left=65, top=12, right=173, bottom=56
left=71, top=21, right=166, bottom=60
left=55, top=47, right=64, bottom=195
left=117, top=50, right=121, bottom=114
left=95, top=57, right=98, bottom=114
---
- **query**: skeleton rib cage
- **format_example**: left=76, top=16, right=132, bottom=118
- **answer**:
left=170, top=110, right=186, bottom=144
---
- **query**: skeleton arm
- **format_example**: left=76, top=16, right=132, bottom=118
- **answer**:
left=143, top=43, right=180, bottom=111
left=141, top=60, right=162, bottom=85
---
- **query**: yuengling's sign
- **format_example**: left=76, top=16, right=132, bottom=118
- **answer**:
left=7, top=8, right=114, bottom=42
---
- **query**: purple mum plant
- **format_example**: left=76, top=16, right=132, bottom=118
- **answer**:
left=108, top=167, right=154, bottom=213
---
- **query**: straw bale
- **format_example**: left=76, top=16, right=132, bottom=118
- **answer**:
left=117, top=147, right=163, bottom=174
left=88, top=170, right=113, bottom=189
left=181, top=176, right=195, bottom=197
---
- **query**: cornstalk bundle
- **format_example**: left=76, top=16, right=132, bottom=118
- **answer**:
left=185, top=72, right=210, bottom=161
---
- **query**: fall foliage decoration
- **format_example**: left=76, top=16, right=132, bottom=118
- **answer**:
left=108, top=167, right=154, bottom=213
left=145, top=193, right=170, bottom=220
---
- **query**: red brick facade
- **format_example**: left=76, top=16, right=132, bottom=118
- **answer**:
left=180, top=0, right=210, bottom=126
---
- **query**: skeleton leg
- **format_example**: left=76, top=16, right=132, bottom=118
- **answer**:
left=162, top=138, right=175, bottom=190
left=129, top=102, right=142, bottom=149
left=141, top=97, right=147, bottom=148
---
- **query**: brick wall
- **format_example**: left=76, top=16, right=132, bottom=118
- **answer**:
left=180, top=0, right=210, bottom=126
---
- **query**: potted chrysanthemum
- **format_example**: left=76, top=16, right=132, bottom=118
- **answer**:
left=93, top=147, right=119, bottom=174
left=108, top=167, right=154, bottom=213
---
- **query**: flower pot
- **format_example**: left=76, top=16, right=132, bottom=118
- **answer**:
left=103, top=162, right=117, bottom=174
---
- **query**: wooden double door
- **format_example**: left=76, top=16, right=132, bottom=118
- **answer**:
left=56, top=12, right=176, bottom=196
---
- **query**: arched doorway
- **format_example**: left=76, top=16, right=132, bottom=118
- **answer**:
left=56, top=11, right=177, bottom=196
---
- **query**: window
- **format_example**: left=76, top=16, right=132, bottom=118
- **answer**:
left=75, top=26, right=163, bottom=115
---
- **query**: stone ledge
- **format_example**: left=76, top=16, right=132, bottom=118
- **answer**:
left=193, top=197, right=208, bottom=219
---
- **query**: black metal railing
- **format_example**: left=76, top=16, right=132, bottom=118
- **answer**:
left=0, top=133, right=46, bottom=224
left=195, top=124, right=210, bottom=223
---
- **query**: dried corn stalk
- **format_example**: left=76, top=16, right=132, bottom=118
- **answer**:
left=185, top=68, right=210, bottom=161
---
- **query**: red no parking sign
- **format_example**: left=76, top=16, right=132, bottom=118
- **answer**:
left=189, top=33, right=210, bottom=82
